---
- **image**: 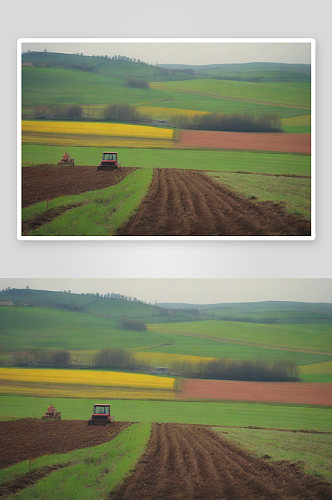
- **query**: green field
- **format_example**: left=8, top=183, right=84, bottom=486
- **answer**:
left=151, top=80, right=311, bottom=108
left=213, top=427, right=332, bottom=482
left=22, top=60, right=311, bottom=120
left=22, top=145, right=311, bottom=176
left=159, top=61, right=311, bottom=83
left=1, top=396, right=331, bottom=430
left=22, top=67, right=168, bottom=108
left=1, top=303, right=332, bottom=366
left=208, top=172, right=311, bottom=220
left=0, top=307, right=171, bottom=352
left=145, top=89, right=309, bottom=117
left=149, top=320, right=332, bottom=353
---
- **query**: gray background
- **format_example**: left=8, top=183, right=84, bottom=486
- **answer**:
left=1, top=0, right=330, bottom=279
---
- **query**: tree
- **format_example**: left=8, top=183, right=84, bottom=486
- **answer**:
left=67, top=105, right=83, bottom=119
left=94, top=348, right=135, bottom=369
left=52, top=350, right=71, bottom=366
left=120, top=317, right=147, bottom=331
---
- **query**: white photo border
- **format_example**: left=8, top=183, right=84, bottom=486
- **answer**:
left=17, top=38, right=316, bottom=241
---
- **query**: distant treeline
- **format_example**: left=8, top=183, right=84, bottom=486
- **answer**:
left=101, top=103, right=145, bottom=122
left=155, top=307, right=200, bottom=317
left=119, top=317, right=147, bottom=331
left=14, top=350, right=71, bottom=367
left=34, top=104, right=83, bottom=119
left=10, top=300, right=84, bottom=313
left=172, top=358, right=300, bottom=382
left=93, top=348, right=136, bottom=369
left=173, top=112, right=283, bottom=133
left=126, top=76, right=150, bottom=88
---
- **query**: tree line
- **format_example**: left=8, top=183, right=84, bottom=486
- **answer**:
left=34, top=104, right=83, bottom=119
left=119, top=317, right=147, bottom=331
left=171, top=358, right=300, bottom=382
left=172, top=112, right=283, bottom=133
left=125, top=76, right=149, bottom=89
left=14, top=350, right=71, bottom=367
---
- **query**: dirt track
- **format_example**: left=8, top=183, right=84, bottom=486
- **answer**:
left=22, top=165, right=134, bottom=208
left=179, top=130, right=311, bottom=154
left=110, top=423, right=332, bottom=500
left=117, top=169, right=311, bottom=236
left=0, top=418, right=130, bottom=469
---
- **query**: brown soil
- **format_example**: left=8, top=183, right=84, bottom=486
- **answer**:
left=0, top=418, right=130, bottom=469
left=179, top=130, right=311, bottom=154
left=21, top=204, right=83, bottom=235
left=0, top=463, right=71, bottom=498
left=22, top=165, right=134, bottom=208
left=181, top=380, right=332, bottom=406
left=109, top=423, right=332, bottom=500
left=117, top=169, right=311, bottom=236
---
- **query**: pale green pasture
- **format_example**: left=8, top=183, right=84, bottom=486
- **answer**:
left=149, top=321, right=332, bottom=353
left=213, top=427, right=332, bottom=483
left=151, top=80, right=311, bottom=108
left=1, top=396, right=331, bottom=430
left=22, top=145, right=311, bottom=176
left=208, top=172, right=311, bottom=220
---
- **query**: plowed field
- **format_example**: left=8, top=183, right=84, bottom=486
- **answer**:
left=22, top=165, right=134, bottom=208
left=181, top=380, right=332, bottom=406
left=0, top=418, right=130, bottom=469
left=179, top=130, right=311, bottom=154
left=109, top=423, right=332, bottom=500
left=117, top=169, right=311, bottom=236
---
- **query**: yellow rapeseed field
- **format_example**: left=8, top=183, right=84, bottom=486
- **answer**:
left=0, top=368, right=175, bottom=390
left=0, top=382, right=176, bottom=400
left=22, top=133, right=175, bottom=149
left=137, top=107, right=207, bottom=120
left=299, top=361, right=332, bottom=374
left=133, top=352, right=216, bottom=366
left=22, top=121, right=173, bottom=140
left=282, top=114, right=311, bottom=126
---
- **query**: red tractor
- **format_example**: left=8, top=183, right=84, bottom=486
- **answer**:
left=97, top=152, right=121, bottom=171
left=87, top=404, right=115, bottom=426
left=57, top=152, right=74, bottom=165
left=42, top=404, right=61, bottom=420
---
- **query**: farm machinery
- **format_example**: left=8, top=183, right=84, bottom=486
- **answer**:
left=97, top=152, right=121, bottom=171
left=42, top=404, right=61, bottom=420
left=87, top=404, right=115, bottom=426
left=57, top=152, right=75, bottom=166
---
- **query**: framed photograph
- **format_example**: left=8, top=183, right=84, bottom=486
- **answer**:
left=0, top=278, right=331, bottom=498
left=18, top=38, right=315, bottom=240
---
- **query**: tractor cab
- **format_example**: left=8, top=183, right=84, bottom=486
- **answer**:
left=87, top=403, right=114, bottom=426
left=102, top=152, right=117, bottom=162
left=97, top=152, right=121, bottom=171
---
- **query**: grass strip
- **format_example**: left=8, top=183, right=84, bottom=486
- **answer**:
left=22, top=168, right=153, bottom=236
left=208, top=171, right=311, bottom=220
left=213, top=427, right=332, bottom=483
left=22, top=145, right=311, bottom=176
left=0, top=423, right=151, bottom=499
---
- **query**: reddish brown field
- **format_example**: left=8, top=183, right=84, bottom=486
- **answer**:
left=0, top=419, right=130, bottom=469
left=22, top=165, right=134, bottom=208
left=181, top=379, right=332, bottom=406
left=117, top=169, right=311, bottom=236
left=110, top=422, right=332, bottom=500
left=179, top=130, right=311, bottom=154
